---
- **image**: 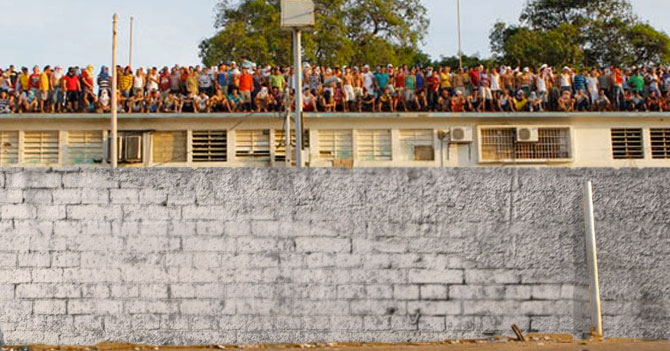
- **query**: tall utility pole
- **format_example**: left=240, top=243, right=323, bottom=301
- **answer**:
left=111, top=14, right=119, bottom=169
left=583, top=181, right=603, bottom=338
left=293, top=29, right=303, bottom=168
left=129, top=16, right=134, bottom=67
left=457, top=0, right=463, bottom=70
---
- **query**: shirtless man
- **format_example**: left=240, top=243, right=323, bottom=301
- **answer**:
left=342, top=67, right=355, bottom=112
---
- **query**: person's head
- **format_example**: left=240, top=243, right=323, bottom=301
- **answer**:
left=43, top=65, right=51, bottom=73
left=32, top=66, right=39, bottom=74
left=124, top=66, right=132, bottom=74
left=21, top=67, right=28, bottom=74
left=0, top=90, right=6, bottom=99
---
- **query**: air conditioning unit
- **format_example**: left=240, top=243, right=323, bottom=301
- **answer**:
left=450, top=126, right=473, bottom=143
left=517, top=127, right=540, bottom=142
left=107, top=133, right=144, bottom=164
left=123, top=135, right=143, bottom=162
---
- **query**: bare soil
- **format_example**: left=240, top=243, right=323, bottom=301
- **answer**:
left=3, top=337, right=669, bottom=351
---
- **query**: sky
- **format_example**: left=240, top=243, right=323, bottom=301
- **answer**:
left=1, top=0, right=669, bottom=70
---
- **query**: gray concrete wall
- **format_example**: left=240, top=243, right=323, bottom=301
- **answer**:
left=0, top=168, right=667, bottom=345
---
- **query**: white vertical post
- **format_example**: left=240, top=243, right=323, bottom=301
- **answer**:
left=583, top=181, right=603, bottom=337
left=129, top=16, right=134, bottom=68
left=457, top=0, right=463, bottom=70
left=293, top=29, right=303, bottom=168
left=111, top=14, right=119, bottom=169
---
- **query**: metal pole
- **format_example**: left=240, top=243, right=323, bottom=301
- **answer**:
left=293, top=29, right=303, bottom=168
left=285, top=87, right=292, bottom=166
left=129, top=16, right=134, bottom=67
left=457, top=0, right=463, bottom=70
left=111, top=14, right=119, bottom=169
left=583, top=181, right=603, bottom=338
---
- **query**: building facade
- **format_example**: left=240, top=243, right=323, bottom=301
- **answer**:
left=0, top=112, right=668, bottom=168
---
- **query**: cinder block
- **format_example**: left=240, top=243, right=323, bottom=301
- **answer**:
left=123, top=205, right=181, bottom=221
left=62, top=172, right=117, bottom=189
left=110, top=189, right=140, bottom=204
left=295, top=237, right=351, bottom=253
left=80, top=189, right=110, bottom=204
left=52, top=189, right=82, bottom=204
left=140, top=285, right=169, bottom=299
left=393, top=285, right=420, bottom=300
left=68, top=299, right=122, bottom=315
left=180, top=299, right=233, bottom=315
left=363, top=316, right=391, bottom=331
left=23, top=189, right=53, bottom=204
left=0, top=189, right=24, bottom=203
left=196, top=221, right=225, bottom=236
left=1, top=205, right=37, bottom=219
left=138, top=189, right=167, bottom=204
left=51, top=252, right=80, bottom=268
left=419, top=316, right=446, bottom=332
left=408, top=269, right=463, bottom=284
left=330, top=316, right=363, bottom=330
left=532, top=284, right=562, bottom=300
left=36, top=205, right=66, bottom=220
left=18, top=252, right=51, bottom=267
left=390, top=316, right=419, bottom=331
left=224, top=221, right=251, bottom=236
left=7, top=172, right=61, bottom=189
left=183, top=205, right=233, bottom=220
left=367, top=285, right=393, bottom=299
left=420, top=285, right=448, bottom=300
left=465, top=269, right=521, bottom=284
left=0, top=252, right=17, bottom=267
left=505, top=285, right=532, bottom=300
left=125, top=300, right=179, bottom=314
left=449, top=285, right=506, bottom=300
left=66, top=205, right=122, bottom=221
left=407, top=301, right=461, bottom=316
left=33, top=300, right=66, bottom=315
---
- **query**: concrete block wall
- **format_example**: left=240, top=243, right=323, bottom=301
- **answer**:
left=0, top=168, right=667, bottom=345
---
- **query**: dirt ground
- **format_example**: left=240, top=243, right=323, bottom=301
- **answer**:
left=4, top=337, right=669, bottom=351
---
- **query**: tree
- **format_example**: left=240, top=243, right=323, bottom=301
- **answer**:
left=491, top=0, right=670, bottom=66
left=200, top=0, right=430, bottom=67
left=625, top=24, right=670, bottom=66
left=490, top=23, right=583, bottom=68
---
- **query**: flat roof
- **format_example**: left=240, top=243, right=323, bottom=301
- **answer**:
left=2, top=112, right=670, bottom=120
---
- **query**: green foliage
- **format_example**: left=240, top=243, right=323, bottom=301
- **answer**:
left=491, top=0, right=670, bottom=67
left=433, top=54, right=495, bottom=70
left=200, top=0, right=429, bottom=67
left=626, top=24, right=670, bottom=66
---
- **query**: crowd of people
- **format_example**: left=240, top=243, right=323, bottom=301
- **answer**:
left=1, top=60, right=670, bottom=114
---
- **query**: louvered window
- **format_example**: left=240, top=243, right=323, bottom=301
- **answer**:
left=650, top=129, right=670, bottom=159
left=611, top=129, right=643, bottom=159
left=275, top=129, right=309, bottom=162
left=480, top=128, right=571, bottom=161
left=24, top=131, right=59, bottom=165
left=235, top=130, right=270, bottom=160
left=0, top=131, right=19, bottom=166
left=357, top=130, right=392, bottom=161
left=192, top=131, right=227, bottom=162
left=318, top=130, right=353, bottom=160
left=152, top=131, right=187, bottom=163
left=400, top=129, right=434, bottom=161
left=66, top=131, right=103, bottom=165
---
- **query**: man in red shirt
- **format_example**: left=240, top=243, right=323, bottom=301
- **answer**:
left=62, top=67, right=81, bottom=112
left=426, top=67, right=440, bottom=111
left=29, top=66, right=41, bottom=96
left=239, top=68, right=253, bottom=112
